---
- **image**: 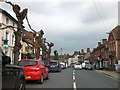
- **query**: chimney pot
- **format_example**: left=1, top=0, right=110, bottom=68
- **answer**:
left=98, top=42, right=101, bottom=46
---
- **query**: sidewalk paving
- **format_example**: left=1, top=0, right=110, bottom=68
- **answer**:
left=94, top=70, right=120, bottom=81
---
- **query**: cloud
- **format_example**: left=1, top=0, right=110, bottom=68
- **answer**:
left=0, top=1, right=118, bottom=55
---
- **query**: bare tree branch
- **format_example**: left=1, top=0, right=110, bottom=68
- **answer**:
left=5, top=1, right=14, bottom=7
left=26, top=16, right=36, bottom=33
left=0, top=23, right=17, bottom=32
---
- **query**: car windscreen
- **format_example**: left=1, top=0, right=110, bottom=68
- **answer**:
left=18, top=60, right=38, bottom=66
left=49, top=62, right=57, bottom=65
left=76, top=63, right=80, bottom=65
left=85, top=62, right=89, bottom=64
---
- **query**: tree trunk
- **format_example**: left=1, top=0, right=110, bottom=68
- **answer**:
left=13, top=20, right=22, bottom=65
left=36, top=48, right=40, bottom=59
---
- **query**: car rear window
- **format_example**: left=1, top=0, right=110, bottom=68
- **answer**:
left=18, top=60, right=38, bottom=66
left=49, top=62, right=57, bottom=65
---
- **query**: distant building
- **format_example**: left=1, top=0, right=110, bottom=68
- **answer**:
left=84, top=48, right=91, bottom=60
left=91, top=39, right=109, bottom=70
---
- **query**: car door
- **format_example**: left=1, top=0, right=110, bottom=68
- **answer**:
left=2, top=54, right=16, bottom=89
left=0, top=51, right=2, bottom=90
left=2, top=65, right=17, bottom=89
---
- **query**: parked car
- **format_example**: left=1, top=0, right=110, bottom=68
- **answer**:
left=1, top=47, right=26, bottom=90
left=18, top=59, right=49, bottom=84
left=74, top=63, right=82, bottom=70
left=115, top=64, right=120, bottom=73
left=82, top=60, right=90, bottom=69
left=48, top=60, right=62, bottom=72
left=85, top=64, right=93, bottom=70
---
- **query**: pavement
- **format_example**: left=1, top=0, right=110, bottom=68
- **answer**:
left=94, top=69, right=120, bottom=81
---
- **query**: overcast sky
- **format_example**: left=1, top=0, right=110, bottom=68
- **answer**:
left=0, top=0, right=119, bottom=55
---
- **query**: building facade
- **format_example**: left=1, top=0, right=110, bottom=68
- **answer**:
left=108, top=26, right=120, bottom=70
left=0, top=8, right=17, bottom=64
left=91, top=39, right=109, bottom=70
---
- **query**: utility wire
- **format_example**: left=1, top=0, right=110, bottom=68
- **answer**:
left=97, top=2, right=111, bottom=31
left=93, top=1, right=109, bottom=32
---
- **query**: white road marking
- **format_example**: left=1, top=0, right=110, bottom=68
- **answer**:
left=73, top=70, right=75, bottom=75
left=73, top=82, right=77, bottom=90
left=73, top=70, right=77, bottom=90
left=73, top=75, right=75, bottom=80
left=73, top=72, right=75, bottom=75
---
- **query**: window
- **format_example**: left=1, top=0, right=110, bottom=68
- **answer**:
left=13, top=23, right=15, bottom=27
left=12, top=34, right=14, bottom=45
left=18, top=60, right=38, bottom=66
left=6, top=18, right=9, bottom=24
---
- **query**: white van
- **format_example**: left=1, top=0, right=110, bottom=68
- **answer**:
left=82, top=60, right=90, bottom=69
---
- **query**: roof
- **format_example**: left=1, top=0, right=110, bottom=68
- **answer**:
left=0, top=8, right=18, bottom=23
left=108, top=25, right=120, bottom=41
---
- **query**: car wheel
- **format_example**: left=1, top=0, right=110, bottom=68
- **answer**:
left=16, top=80, right=26, bottom=90
left=38, top=75, right=44, bottom=84
left=58, top=69, right=61, bottom=72
left=46, top=73, right=50, bottom=80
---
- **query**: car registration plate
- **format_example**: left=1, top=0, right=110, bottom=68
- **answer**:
left=25, top=76, right=31, bottom=79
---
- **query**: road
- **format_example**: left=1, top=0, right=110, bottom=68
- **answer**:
left=26, top=67, right=119, bottom=90
left=0, top=74, right=1, bottom=90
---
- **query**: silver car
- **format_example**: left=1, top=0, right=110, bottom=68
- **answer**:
left=74, top=63, right=82, bottom=70
left=85, top=64, right=93, bottom=70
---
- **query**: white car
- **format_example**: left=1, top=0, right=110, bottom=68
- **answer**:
left=60, top=62, right=66, bottom=69
left=74, top=63, right=82, bottom=70
left=82, top=60, right=90, bottom=69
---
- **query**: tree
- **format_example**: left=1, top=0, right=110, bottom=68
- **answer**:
left=35, top=30, right=45, bottom=59
left=6, top=1, right=28, bottom=65
left=54, top=50, right=59, bottom=60
left=47, top=42, right=54, bottom=61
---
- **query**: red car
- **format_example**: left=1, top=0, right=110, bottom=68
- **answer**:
left=18, top=59, right=49, bottom=84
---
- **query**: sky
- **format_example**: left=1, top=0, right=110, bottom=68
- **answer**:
left=0, top=0, right=119, bottom=55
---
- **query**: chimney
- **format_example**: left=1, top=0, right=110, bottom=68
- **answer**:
left=87, top=48, right=90, bottom=52
left=93, top=48, right=95, bottom=50
left=102, top=39, right=107, bottom=44
left=98, top=42, right=101, bottom=46
left=81, top=49, right=84, bottom=54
